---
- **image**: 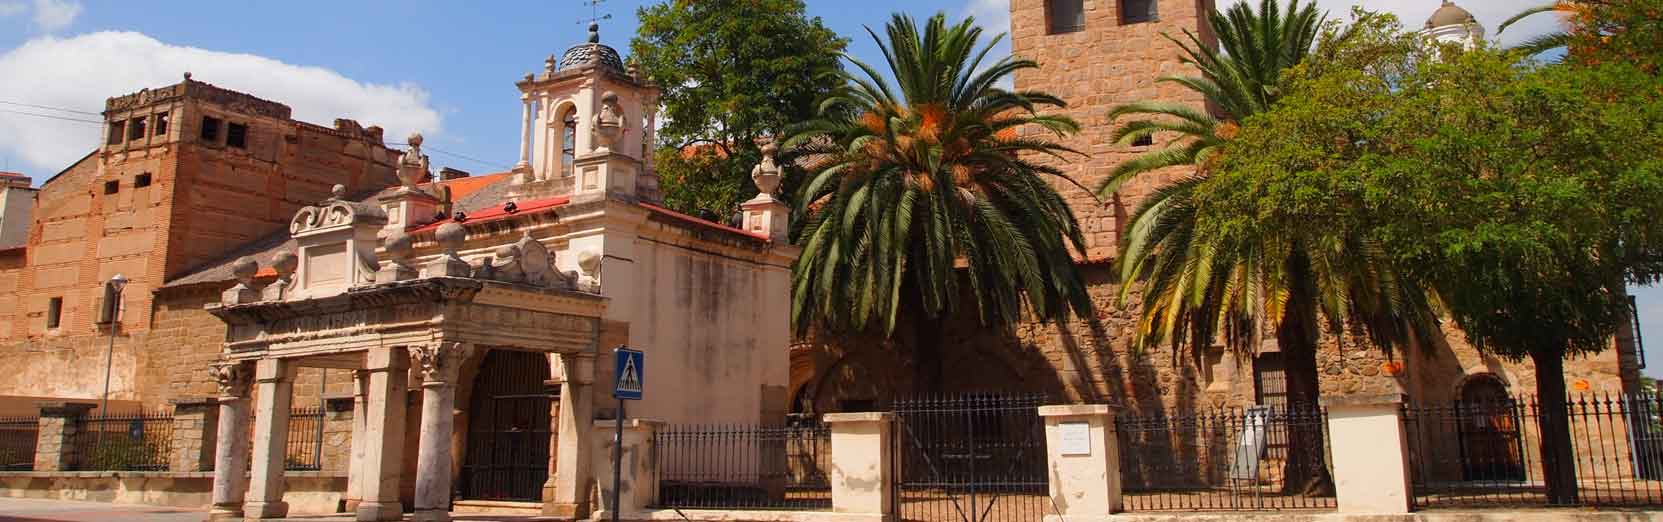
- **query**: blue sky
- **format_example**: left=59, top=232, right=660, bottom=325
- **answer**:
left=2, top=0, right=1654, bottom=376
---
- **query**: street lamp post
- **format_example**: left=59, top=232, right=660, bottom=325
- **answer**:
left=100, top=273, right=128, bottom=414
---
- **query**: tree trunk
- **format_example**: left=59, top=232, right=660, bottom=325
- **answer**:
left=1277, top=309, right=1336, bottom=497
left=913, top=316, right=946, bottom=394
left=1531, top=350, right=1580, bottom=505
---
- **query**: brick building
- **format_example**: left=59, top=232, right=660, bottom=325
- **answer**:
left=0, top=75, right=401, bottom=407
left=787, top=0, right=1644, bottom=416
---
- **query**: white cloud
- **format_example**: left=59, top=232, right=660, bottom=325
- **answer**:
left=0, top=2, right=25, bottom=17
left=965, top=0, right=1012, bottom=38
left=29, top=0, right=79, bottom=32
left=0, top=31, right=442, bottom=176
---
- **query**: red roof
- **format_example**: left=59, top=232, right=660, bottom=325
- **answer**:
left=441, top=171, right=511, bottom=201
left=639, top=202, right=771, bottom=242
left=412, top=195, right=571, bottom=233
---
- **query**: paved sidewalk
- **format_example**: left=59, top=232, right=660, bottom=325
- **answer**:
left=0, top=498, right=201, bottom=522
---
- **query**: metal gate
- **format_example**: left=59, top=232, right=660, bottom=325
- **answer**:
left=891, top=394, right=1050, bottom=522
left=460, top=350, right=556, bottom=502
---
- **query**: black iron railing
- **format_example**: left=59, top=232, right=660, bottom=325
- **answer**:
left=0, top=416, right=39, bottom=471
left=285, top=407, right=325, bottom=471
left=1116, top=405, right=1335, bottom=511
left=892, top=393, right=1052, bottom=522
left=654, top=422, right=832, bottom=510
left=1405, top=393, right=1663, bottom=508
left=70, top=410, right=173, bottom=471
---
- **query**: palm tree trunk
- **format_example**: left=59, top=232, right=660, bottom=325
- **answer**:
left=1278, top=257, right=1334, bottom=497
left=1530, top=349, right=1579, bottom=505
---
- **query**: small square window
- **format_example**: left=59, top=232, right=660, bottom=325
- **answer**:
left=226, top=123, right=247, bottom=149
left=153, top=113, right=170, bottom=137
left=46, top=297, right=62, bottom=329
left=127, top=118, right=146, bottom=141
left=1132, top=134, right=1154, bottom=148
left=1048, top=0, right=1085, bottom=34
left=107, top=120, right=125, bottom=145
left=103, top=180, right=119, bottom=195
left=200, top=116, right=221, bottom=142
left=134, top=173, right=152, bottom=188
left=1123, top=0, right=1158, bottom=24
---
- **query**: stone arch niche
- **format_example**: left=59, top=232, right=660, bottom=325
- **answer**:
left=458, top=349, right=557, bottom=502
left=1455, top=372, right=1526, bottom=481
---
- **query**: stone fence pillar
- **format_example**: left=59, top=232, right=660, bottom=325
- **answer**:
left=1323, top=394, right=1411, bottom=514
left=321, top=395, right=355, bottom=473
left=170, top=397, right=220, bottom=472
left=1038, top=405, right=1121, bottom=521
left=823, top=412, right=894, bottom=519
left=33, top=402, right=95, bottom=472
left=592, top=418, right=663, bottom=519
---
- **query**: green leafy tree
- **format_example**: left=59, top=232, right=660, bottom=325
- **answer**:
left=1103, top=1, right=1386, bottom=494
left=630, top=0, right=848, bottom=218
left=1209, top=15, right=1663, bottom=503
left=786, top=13, right=1092, bottom=391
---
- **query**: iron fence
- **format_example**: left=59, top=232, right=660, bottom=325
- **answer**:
left=69, top=410, right=173, bottom=471
left=1405, top=393, right=1663, bottom=508
left=653, top=422, right=832, bottom=510
left=0, top=416, right=39, bottom=471
left=1116, top=404, right=1335, bottom=511
left=892, top=393, right=1052, bottom=522
left=285, top=407, right=325, bottom=471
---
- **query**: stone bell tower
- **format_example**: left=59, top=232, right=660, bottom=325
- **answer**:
left=511, top=22, right=661, bottom=202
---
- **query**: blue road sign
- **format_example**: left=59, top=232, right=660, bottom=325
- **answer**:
left=613, top=347, right=644, bottom=400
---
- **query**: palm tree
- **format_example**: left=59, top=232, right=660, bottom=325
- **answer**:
left=1499, top=2, right=1575, bottom=57
left=785, top=13, right=1093, bottom=392
left=1102, top=0, right=1435, bottom=494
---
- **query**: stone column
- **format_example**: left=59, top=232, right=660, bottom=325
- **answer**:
left=591, top=418, right=663, bottom=519
left=1324, top=394, right=1411, bottom=514
left=547, top=352, right=596, bottom=518
left=33, top=402, right=95, bottom=472
left=357, top=346, right=410, bottom=522
left=245, top=358, right=296, bottom=519
left=1038, top=404, right=1121, bottom=521
left=823, top=412, right=895, bottom=517
left=207, top=362, right=252, bottom=521
left=345, top=370, right=369, bottom=512
left=169, top=397, right=220, bottom=472
left=516, top=96, right=533, bottom=171
left=411, top=343, right=470, bottom=522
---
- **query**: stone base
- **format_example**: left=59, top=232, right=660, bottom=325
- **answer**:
left=355, top=500, right=403, bottom=521
left=204, top=505, right=242, bottom=522
left=241, top=500, right=288, bottom=519
left=540, top=501, right=587, bottom=519
left=411, top=508, right=451, bottom=522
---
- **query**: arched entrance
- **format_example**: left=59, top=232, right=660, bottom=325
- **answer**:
left=1456, top=373, right=1526, bottom=481
left=460, top=350, right=557, bottom=501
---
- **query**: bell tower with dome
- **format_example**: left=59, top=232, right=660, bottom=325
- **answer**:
left=1423, top=1, right=1485, bottom=49
left=511, top=22, right=661, bottom=202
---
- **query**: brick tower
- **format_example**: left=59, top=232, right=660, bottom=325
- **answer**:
left=1010, top=0, right=1214, bottom=260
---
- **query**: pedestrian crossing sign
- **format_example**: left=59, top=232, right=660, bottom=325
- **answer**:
left=613, top=347, right=644, bottom=400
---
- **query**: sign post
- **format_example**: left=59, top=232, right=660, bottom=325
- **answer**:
left=611, top=346, right=644, bottom=522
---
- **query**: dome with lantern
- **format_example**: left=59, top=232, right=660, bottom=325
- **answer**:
left=559, top=22, right=626, bottom=74
left=1423, top=1, right=1485, bottom=48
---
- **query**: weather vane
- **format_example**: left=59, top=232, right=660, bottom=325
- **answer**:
left=580, top=0, right=613, bottom=39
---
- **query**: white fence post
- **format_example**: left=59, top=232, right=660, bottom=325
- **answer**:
left=1324, top=394, right=1412, bottom=514
left=1039, top=404, right=1120, bottom=521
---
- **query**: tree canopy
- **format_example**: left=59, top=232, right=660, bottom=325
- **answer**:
left=630, top=0, right=848, bottom=218
left=785, top=13, right=1092, bottom=389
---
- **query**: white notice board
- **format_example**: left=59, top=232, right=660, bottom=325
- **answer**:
left=1058, top=421, right=1092, bottom=456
